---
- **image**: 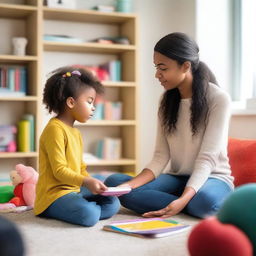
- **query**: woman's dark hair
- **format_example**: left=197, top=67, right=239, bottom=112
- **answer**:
left=155, top=32, right=218, bottom=135
left=43, top=66, right=104, bottom=114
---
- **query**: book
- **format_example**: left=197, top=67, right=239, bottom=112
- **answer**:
left=22, top=114, right=35, bottom=151
left=101, top=186, right=131, bottom=196
left=43, top=34, right=84, bottom=43
left=17, top=119, right=30, bottom=152
left=103, top=218, right=190, bottom=238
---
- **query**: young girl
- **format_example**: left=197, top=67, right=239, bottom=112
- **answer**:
left=34, top=67, right=120, bottom=226
left=105, top=32, right=234, bottom=219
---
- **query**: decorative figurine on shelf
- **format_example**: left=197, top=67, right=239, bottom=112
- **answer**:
left=116, top=0, right=132, bottom=13
left=44, top=0, right=76, bottom=9
left=0, top=164, right=38, bottom=212
left=0, top=125, right=17, bottom=152
left=12, top=37, right=28, bottom=56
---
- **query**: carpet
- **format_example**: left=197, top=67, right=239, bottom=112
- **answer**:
left=0, top=208, right=199, bottom=256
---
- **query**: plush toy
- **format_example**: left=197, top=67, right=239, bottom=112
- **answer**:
left=188, top=217, right=252, bottom=256
left=218, top=184, right=256, bottom=255
left=0, top=164, right=38, bottom=211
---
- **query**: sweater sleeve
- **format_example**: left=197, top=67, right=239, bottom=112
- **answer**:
left=144, top=115, right=170, bottom=177
left=79, top=133, right=90, bottom=177
left=43, top=125, right=85, bottom=186
left=186, top=92, right=231, bottom=192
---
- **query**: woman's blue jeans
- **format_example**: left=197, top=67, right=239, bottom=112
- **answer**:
left=39, top=186, right=120, bottom=226
left=104, top=173, right=233, bottom=218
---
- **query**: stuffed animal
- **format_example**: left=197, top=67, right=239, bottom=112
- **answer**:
left=0, top=164, right=38, bottom=211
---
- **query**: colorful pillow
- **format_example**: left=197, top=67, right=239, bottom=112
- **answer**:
left=228, top=138, right=256, bottom=187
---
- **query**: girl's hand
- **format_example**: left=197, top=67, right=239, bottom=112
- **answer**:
left=83, top=177, right=107, bottom=194
left=142, top=198, right=188, bottom=218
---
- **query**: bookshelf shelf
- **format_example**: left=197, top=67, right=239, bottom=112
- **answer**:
left=75, top=120, right=136, bottom=126
left=43, top=41, right=136, bottom=54
left=0, top=2, right=138, bottom=174
left=0, top=1, right=40, bottom=171
left=0, top=152, right=38, bottom=159
left=0, top=55, right=38, bottom=63
left=102, top=81, right=136, bottom=87
left=0, top=3, right=37, bottom=18
left=86, top=158, right=136, bottom=166
left=43, top=6, right=139, bottom=174
left=43, top=7, right=136, bottom=24
left=0, top=96, right=38, bottom=101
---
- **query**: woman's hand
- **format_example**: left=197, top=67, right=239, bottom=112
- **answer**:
left=142, top=198, right=188, bottom=218
left=142, top=186, right=196, bottom=218
left=83, top=177, right=107, bottom=194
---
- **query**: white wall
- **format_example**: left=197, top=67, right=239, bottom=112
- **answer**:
left=133, top=0, right=196, bottom=169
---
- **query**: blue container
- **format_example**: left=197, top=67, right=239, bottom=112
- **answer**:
left=116, top=0, right=132, bottom=13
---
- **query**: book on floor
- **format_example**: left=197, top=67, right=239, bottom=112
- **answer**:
left=103, top=217, right=190, bottom=238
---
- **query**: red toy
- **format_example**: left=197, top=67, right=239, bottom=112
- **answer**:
left=188, top=217, right=252, bottom=256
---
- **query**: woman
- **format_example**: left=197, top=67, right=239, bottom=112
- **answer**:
left=105, top=32, right=234, bottom=218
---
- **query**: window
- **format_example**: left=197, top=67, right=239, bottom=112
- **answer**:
left=232, top=0, right=256, bottom=102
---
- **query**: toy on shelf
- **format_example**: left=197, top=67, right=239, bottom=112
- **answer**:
left=0, top=164, right=38, bottom=211
left=0, top=125, right=17, bottom=152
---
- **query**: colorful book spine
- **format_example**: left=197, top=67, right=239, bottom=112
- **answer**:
left=8, top=68, right=15, bottom=91
left=17, top=120, right=30, bottom=152
left=92, top=102, right=104, bottom=120
left=104, top=101, right=122, bottom=120
left=20, top=67, right=27, bottom=93
left=0, top=66, right=27, bottom=96
left=96, top=138, right=122, bottom=159
left=22, top=114, right=35, bottom=151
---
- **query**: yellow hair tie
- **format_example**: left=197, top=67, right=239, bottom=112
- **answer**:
left=62, top=72, right=71, bottom=78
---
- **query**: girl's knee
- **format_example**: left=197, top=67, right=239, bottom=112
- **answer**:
left=78, top=206, right=101, bottom=227
left=102, top=197, right=121, bottom=219
left=104, top=174, right=130, bottom=187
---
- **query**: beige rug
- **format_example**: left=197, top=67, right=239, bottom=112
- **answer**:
left=1, top=208, right=199, bottom=256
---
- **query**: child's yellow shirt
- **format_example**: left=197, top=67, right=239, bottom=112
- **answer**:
left=34, top=118, right=89, bottom=215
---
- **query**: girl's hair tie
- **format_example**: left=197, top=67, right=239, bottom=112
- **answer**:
left=62, top=70, right=81, bottom=78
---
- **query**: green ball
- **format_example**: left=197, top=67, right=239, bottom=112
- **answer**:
left=0, top=186, right=14, bottom=203
left=217, top=184, right=256, bottom=253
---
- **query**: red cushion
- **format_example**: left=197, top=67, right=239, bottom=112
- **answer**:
left=228, top=138, right=256, bottom=187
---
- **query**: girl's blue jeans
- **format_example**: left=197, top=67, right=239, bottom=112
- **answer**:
left=104, top=173, right=233, bottom=218
left=39, top=186, right=120, bottom=226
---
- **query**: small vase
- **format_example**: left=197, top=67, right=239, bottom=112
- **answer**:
left=116, top=0, right=132, bottom=13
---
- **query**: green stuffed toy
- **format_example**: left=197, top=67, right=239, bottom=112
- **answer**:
left=0, top=185, right=14, bottom=203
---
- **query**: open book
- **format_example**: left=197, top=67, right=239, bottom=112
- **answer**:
left=103, top=218, right=190, bottom=238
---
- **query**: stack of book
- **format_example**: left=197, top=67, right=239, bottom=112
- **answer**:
left=92, top=100, right=122, bottom=120
left=17, top=114, right=35, bottom=152
left=100, top=60, right=121, bottom=81
left=96, top=137, right=122, bottom=160
left=0, top=65, right=27, bottom=96
left=43, top=34, right=84, bottom=43
left=73, top=61, right=121, bottom=82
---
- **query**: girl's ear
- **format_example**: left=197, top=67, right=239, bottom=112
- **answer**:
left=182, top=61, right=191, bottom=73
left=66, top=97, right=75, bottom=109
